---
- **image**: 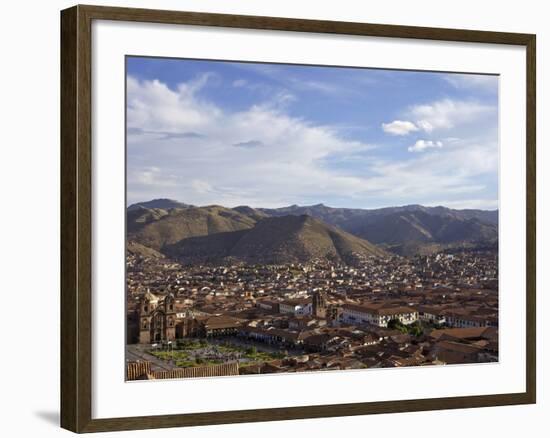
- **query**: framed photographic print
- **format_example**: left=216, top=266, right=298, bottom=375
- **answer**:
left=60, top=4, right=536, bottom=433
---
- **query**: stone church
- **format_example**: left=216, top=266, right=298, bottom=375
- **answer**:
left=138, top=290, right=177, bottom=344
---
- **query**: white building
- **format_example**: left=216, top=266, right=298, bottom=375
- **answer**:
left=418, top=306, right=446, bottom=325
left=340, top=303, right=418, bottom=328
left=445, top=311, right=490, bottom=328
left=279, top=298, right=312, bottom=316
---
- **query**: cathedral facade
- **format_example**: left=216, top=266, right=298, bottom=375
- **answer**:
left=138, top=291, right=177, bottom=344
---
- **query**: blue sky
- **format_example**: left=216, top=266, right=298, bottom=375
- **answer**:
left=126, top=56, right=498, bottom=210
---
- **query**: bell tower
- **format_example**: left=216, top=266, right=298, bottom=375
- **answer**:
left=139, top=294, right=151, bottom=344
left=312, top=291, right=327, bottom=318
left=138, top=290, right=159, bottom=344
left=164, top=293, right=176, bottom=341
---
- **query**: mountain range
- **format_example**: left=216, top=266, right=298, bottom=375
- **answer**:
left=259, top=203, right=497, bottom=255
left=127, top=199, right=498, bottom=263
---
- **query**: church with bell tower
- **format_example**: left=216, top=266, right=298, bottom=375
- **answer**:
left=138, top=290, right=177, bottom=344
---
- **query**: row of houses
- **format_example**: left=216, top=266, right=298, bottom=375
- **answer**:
left=338, top=302, right=497, bottom=330
left=260, top=297, right=497, bottom=330
left=417, top=305, right=498, bottom=328
left=340, top=303, right=418, bottom=327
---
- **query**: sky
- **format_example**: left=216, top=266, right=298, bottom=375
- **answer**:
left=126, top=56, right=499, bottom=210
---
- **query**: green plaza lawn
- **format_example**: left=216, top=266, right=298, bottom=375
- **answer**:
left=149, top=339, right=284, bottom=368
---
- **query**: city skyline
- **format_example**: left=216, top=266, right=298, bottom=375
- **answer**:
left=126, top=57, right=499, bottom=210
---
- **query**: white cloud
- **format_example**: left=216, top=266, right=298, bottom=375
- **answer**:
left=126, top=75, right=221, bottom=133
left=444, top=74, right=498, bottom=92
left=416, top=120, right=434, bottom=133
left=408, top=140, right=443, bottom=153
left=129, top=166, right=178, bottom=188
left=408, top=98, right=495, bottom=132
left=381, top=98, right=497, bottom=137
left=381, top=120, right=419, bottom=136
left=127, top=75, right=375, bottom=207
left=232, top=79, right=247, bottom=88
left=356, top=137, right=497, bottom=203
left=291, top=79, right=343, bottom=95
left=234, top=63, right=358, bottom=97
left=191, top=179, right=214, bottom=194
left=127, top=75, right=497, bottom=210
left=424, top=199, right=499, bottom=210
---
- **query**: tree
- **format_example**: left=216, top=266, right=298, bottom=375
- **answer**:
left=408, top=323, right=423, bottom=337
left=388, top=319, right=403, bottom=330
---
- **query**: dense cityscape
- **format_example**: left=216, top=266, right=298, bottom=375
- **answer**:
left=126, top=246, right=498, bottom=380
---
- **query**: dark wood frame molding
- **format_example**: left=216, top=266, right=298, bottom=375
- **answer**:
left=60, top=4, right=536, bottom=433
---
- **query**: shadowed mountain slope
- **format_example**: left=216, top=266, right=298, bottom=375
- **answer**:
left=165, top=215, right=387, bottom=265
left=127, top=205, right=258, bottom=251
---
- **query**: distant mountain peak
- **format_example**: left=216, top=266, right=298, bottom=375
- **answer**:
left=165, top=213, right=387, bottom=265
left=127, top=199, right=191, bottom=211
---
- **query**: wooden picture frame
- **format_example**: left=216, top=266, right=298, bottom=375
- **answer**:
left=60, top=4, right=536, bottom=433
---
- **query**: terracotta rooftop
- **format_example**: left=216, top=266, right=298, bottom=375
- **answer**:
left=429, top=326, right=497, bottom=341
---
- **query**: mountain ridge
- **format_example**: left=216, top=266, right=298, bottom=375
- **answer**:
left=127, top=198, right=192, bottom=211
left=127, top=200, right=498, bottom=258
left=258, top=203, right=498, bottom=250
